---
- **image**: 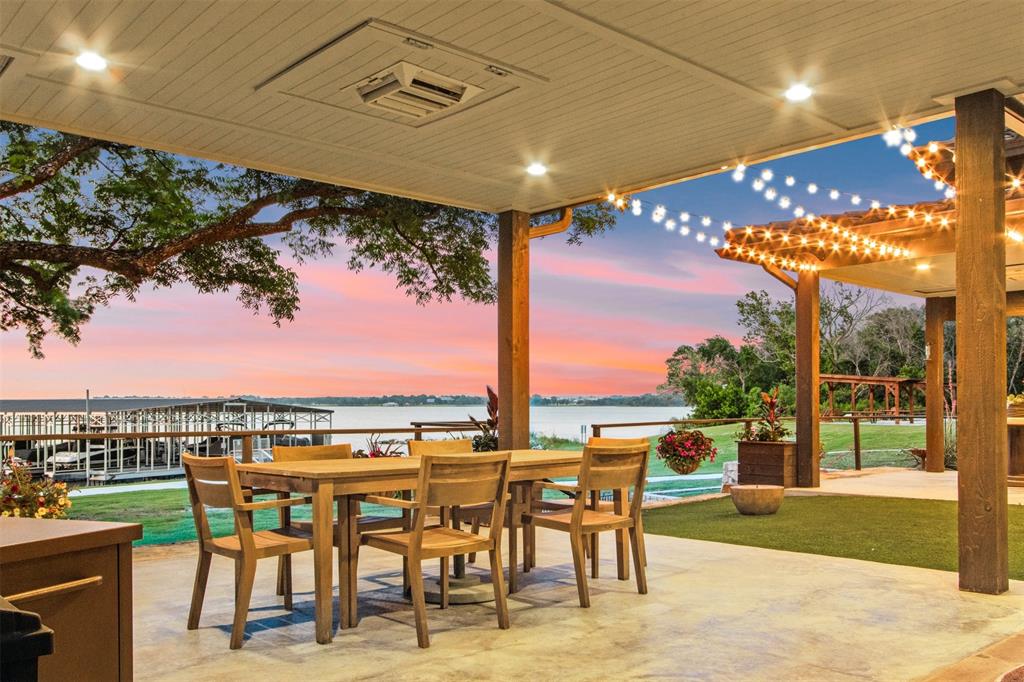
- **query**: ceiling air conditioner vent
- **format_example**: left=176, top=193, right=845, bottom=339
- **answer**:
left=0, top=55, right=14, bottom=79
left=356, top=62, right=482, bottom=120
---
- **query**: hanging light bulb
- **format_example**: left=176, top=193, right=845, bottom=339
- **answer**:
left=850, top=195, right=862, bottom=205
left=883, top=128, right=904, bottom=147
left=665, top=219, right=676, bottom=232
left=785, top=176, right=796, bottom=187
left=696, top=232, right=706, bottom=242
left=793, top=206, right=805, bottom=218
left=752, top=178, right=765, bottom=191
left=709, top=236, right=720, bottom=246
left=760, top=169, right=774, bottom=181
left=899, top=143, right=912, bottom=156
left=722, top=220, right=733, bottom=231
left=807, top=183, right=818, bottom=194
left=652, top=205, right=667, bottom=223
left=764, top=188, right=777, bottom=201
left=902, top=128, right=917, bottom=142
left=829, top=189, right=840, bottom=200
left=732, top=169, right=745, bottom=182
left=928, top=142, right=939, bottom=153
left=680, top=211, right=690, bottom=222
left=778, top=196, right=791, bottom=209
left=606, top=192, right=616, bottom=203
left=701, top=216, right=712, bottom=227
left=934, top=180, right=945, bottom=191
left=944, top=187, right=956, bottom=199
left=870, top=200, right=881, bottom=210
left=631, top=199, right=642, bottom=216
left=680, top=225, right=691, bottom=236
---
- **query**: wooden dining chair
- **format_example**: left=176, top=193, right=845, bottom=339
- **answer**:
left=361, top=452, right=512, bottom=648
left=407, top=438, right=491, bottom=562
left=183, top=453, right=314, bottom=649
left=530, top=436, right=650, bottom=572
left=270, top=443, right=409, bottom=598
left=524, top=443, right=649, bottom=608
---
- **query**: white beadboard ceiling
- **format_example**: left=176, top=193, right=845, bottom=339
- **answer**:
left=0, top=0, right=1021, bottom=214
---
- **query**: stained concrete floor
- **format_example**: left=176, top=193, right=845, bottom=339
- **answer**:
left=133, top=528, right=1024, bottom=681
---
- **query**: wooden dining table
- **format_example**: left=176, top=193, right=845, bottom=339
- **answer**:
left=236, top=449, right=583, bottom=644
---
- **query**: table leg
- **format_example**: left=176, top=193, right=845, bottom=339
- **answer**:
left=590, top=490, right=600, bottom=578
left=452, top=506, right=466, bottom=579
left=507, top=486, right=519, bottom=594
left=338, top=495, right=359, bottom=629
left=522, top=483, right=534, bottom=573
left=312, top=480, right=335, bottom=644
left=614, top=488, right=628, bottom=581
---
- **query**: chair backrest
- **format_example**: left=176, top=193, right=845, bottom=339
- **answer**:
left=588, top=436, right=649, bottom=447
left=412, top=452, right=511, bottom=542
left=577, top=444, right=649, bottom=507
left=273, top=443, right=352, bottom=462
left=407, top=438, right=474, bottom=457
left=183, top=453, right=249, bottom=547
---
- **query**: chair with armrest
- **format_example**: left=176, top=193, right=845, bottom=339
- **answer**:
left=361, top=452, right=512, bottom=648
left=183, top=453, right=314, bottom=649
left=524, top=443, right=649, bottom=608
left=270, top=443, right=409, bottom=599
left=530, top=436, right=649, bottom=572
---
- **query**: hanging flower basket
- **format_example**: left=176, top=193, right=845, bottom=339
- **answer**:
left=656, top=428, right=716, bottom=476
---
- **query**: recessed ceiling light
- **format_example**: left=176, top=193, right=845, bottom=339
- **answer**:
left=75, top=51, right=107, bottom=71
left=784, top=83, right=813, bottom=102
left=526, top=162, right=547, bottom=176
left=915, top=263, right=931, bottom=271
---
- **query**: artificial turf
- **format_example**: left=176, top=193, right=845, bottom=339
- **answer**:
left=642, top=495, right=1024, bottom=580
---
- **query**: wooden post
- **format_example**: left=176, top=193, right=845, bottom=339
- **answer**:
left=241, top=435, right=253, bottom=464
left=849, top=382, right=856, bottom=415
left=852, top=417, right=862, bottom=471
left=954, top=89, right=1008, bottom=594
left=795, top=270, right=821, bottom=488
left=924, top=298, right=946, bottom=472
left=498, top=210, right=531, bottom=450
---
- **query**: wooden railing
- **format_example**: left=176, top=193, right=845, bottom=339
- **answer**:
left=590, top=413, right=931, bottom=471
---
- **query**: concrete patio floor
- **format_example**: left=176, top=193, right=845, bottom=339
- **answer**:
left=791, top=467, right=1024, bottom=505
left=133, top=527, right=1024, bottom=681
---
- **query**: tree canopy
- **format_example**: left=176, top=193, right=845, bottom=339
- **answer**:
left=0, top=123, right=616, bottom=357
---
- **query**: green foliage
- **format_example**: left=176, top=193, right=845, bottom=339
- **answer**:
left=691, top=380, right=748, bottom=419
left=744, top=387, right=791, bottom=442
left=0, top=123, right=616, bottom=356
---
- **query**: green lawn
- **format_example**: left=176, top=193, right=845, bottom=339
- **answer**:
left=642, top=495, right=1024, bottom=580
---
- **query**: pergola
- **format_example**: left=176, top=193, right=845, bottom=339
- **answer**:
left=718, top=116, right=1024, bottom=594
left=1, top=2, right=1022, bottom=594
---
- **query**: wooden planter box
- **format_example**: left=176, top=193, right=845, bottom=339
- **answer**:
left=737, top=440, right=797, bottom=487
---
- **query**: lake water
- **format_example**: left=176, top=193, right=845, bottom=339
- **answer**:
left=319, top=405, right=691, bottom=450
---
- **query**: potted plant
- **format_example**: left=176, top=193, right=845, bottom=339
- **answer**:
left=1, top=457, right=72, bottom=519
left=736, top=387, right=797, bottom=487
left=656, top=427, right=716, bottom=475
left=469, top=385, right=499, bottom=452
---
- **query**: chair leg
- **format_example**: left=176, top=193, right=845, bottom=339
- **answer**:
left=282, top=554, right=293, bottom=611
left=276, top=557, right=285, bottom=597
left=637, top=513, right=648, bottom=567
left=569, top=532, right=591, bottom=608
left=408, top=560, right=430, bottom=649
left=439, top=557, right=450, bottom=609
left=590, top=531, right=600, bottom=579
left=489, top=548, right=510, bottom=629
left=630, top=526, right=647, bottom=595
left=187, top=550, right=212, bottom=630
left=230, top=557, right=257, bottom=650
left=468, top=517, right=480, bottom=564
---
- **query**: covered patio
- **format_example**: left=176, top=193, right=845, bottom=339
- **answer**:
left=2, top=1, right=1024, bottom=679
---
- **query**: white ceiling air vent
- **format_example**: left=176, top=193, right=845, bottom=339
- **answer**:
left=357, top=62, right=482, bottom=120
left=0, top=55, right=14, bottom=79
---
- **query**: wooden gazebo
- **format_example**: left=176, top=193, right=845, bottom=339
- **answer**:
left=717, top=96, right=1024, bottom=594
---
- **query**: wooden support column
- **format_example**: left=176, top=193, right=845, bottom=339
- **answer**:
left=924, top=298, right=947, bottom=472
left=795, top=270, right=820, bottom=488
left=954, top=89, right=1008, bottom=594
left=498, top=210, right=531, bottom=450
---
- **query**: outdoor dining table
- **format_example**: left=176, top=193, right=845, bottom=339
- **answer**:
left=236, top=449, right=584, bottom=644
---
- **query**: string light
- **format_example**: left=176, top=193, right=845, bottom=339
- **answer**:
left=652, top=205, right=667, bottom=223
left=701, top=216, right=712, bottom=227
left=665, top=218, right=676, bottom=232
left=760, top=169, right=774, bottom=181
left=785, top=176, right=796, bottom=187
left=752, top=178, right=765, bottom=191
left=680, top=212, right=690, bottom=222
left=807, top=183, right=818, bottom=194
left=631, top=199, right=642, bottom=216
left=829, top=189, right=840, bottom=200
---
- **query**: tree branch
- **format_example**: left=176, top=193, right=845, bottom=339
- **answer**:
left=0, top=135, right=104, bottom=199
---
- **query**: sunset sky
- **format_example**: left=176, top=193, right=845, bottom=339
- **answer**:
left=0, top=119, right=954, bottom=399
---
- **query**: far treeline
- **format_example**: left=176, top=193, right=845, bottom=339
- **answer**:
left=279, top=394, right=683, bottom=408
left=659, top=284, right=1024, bottom=420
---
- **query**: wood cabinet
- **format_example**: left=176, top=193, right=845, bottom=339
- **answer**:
left=1, top=517, right=142, bottom=681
